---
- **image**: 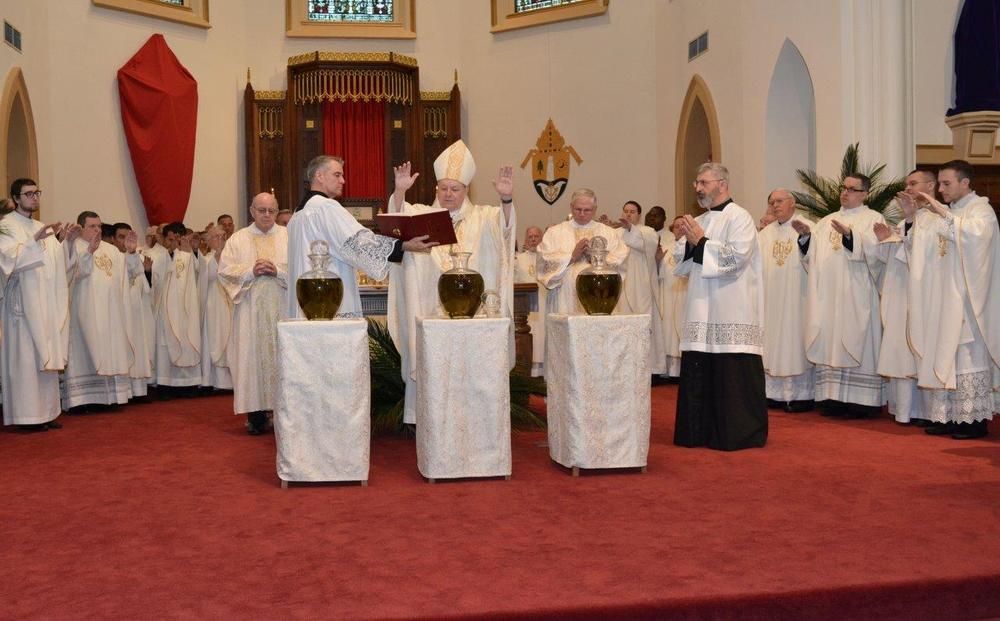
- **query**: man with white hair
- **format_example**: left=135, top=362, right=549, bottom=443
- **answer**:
left=672, top=163, right=767, bottom=451
left=758, top=188, right=814, bottom=413
left=536, top=188, right=627, bottom=315
left=219, top=193, right=287, bottom=435
left=388, top=141, right=517, bottom=425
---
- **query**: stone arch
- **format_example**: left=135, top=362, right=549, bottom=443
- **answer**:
left=675, top=75, right=722, bottom=216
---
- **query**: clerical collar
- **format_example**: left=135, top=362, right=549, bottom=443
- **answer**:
left=709, top=198, right=733, bottom=212
left=297, top=189, right=329, bottom=212
left=571, top=220, right=596, bottom=228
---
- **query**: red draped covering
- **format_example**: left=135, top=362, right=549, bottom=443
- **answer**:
left=322, top=100, right=385, bottom=201
left=117, top=34, right=198, bottom=225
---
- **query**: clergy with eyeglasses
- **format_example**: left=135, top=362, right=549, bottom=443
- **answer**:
left=387, top=140, right=516, bottom=426
left=672, top=163, right=767, bottom=451
left=793, top=173, right=887, bottom=419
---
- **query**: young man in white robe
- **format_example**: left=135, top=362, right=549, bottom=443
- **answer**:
left=0, top=178, right=73, bottom=431
left=287, top=155, right=437, bottom=322
left=672, top=163, right=767, bottom=451
left=872, top=170, right=936, bottom=425
left=514, top=225, right=545, bottom=377
left=656, top=216, right=687, bottom=379
left=62, top=211, right=139, bottom=410
left=536, top=188, right=628, bottom=316
left=757, top=189, right=815, bottom=413
left=113, top=223, right=154, bottom=400
left=793, top=174, right=886, bottom=418
left=614, top=201, right=666, bottom=376
left=909, top=160, right=999, bottom=440
left=387, top=141, right=516, bottom=426
left=219, top=193, right=288, bottom=435
left=150, top=221, right=201, bottom=395
left=198, top=225, right=233, bottom=392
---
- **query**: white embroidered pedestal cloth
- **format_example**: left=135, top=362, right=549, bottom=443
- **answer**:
left=545, top=314, right=652, bottom=470
left=274, top=319, right=370, bottom=483
left=415, top=317, right=512, bottom=480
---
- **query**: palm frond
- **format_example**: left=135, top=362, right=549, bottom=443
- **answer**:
left=795, top=143, right=905, bottom=219
left=366, top=317, right=548, bottom=434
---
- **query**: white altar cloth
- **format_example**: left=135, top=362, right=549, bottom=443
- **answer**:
left=545, top=314, right=652, bottom=471
left=274, top=319, right=370, bottom=484
left=415, top=317, right=512, bottom=480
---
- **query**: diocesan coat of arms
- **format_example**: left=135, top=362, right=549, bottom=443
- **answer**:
left=520, top=119, right=582, bottom=205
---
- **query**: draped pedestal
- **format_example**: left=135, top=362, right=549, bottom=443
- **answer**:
left=545, top=314, right=652, bottom=473
left=274, top=319, right=370, bottom=486
left=415, top=317, right=512, bottom=481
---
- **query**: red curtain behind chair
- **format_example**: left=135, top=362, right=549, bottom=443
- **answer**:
left=322, top=100, right=385, bottom=201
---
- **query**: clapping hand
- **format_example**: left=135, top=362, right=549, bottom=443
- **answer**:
left=655, top=244, right=666, bottom=263
left=87, top=234, right=101, bottom=255
left=679, top=215, right=705, bottom=245
left=63, top=223, right=82, bottom=244
left=393, top=161, right=419, bottom=193
left=125, top=230, right=139, bottom=253
left=895, top=192, right=919, bottom=220
left=493, top=166, right=514, bottom=201
left=571, top=238, right=590, bottom=262
left=34, top=222, right=62, bottom=242
left=618, top=216, right=632, bottom=231
left=916, top=191, right=950, bottom=218
left=790, top=219, right=811, bottom=236
left=830, top=219, right=851, bottom=237
left=872, top=222, right=893, bottom=242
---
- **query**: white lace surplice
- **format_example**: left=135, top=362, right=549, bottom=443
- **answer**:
left=274, top=319, right=371, bottom=483
left=545, top=314, right=651, bottom=470
left=415, top=317, right=512, bottom=480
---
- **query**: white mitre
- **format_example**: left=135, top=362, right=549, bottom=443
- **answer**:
left=433, top=139, right=476, bottom=185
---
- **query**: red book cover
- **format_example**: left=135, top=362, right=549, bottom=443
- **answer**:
left=376, top=210, right=458, bottom=245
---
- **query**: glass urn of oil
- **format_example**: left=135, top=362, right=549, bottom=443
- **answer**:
left=438, top=251, right=485, bottom=319
left=295, top=240, right=344, bottom=320
left=575, top=235, right=621, bottom=315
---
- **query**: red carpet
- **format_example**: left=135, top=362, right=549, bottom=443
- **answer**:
left=2, top=387, right=999, bottom=620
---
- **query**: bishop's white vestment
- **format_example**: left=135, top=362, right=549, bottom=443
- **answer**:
left=906, top=192, right=999, bottom=424
left=802, top=205, right=886, bottom=408
left=0, top=211, right=69, bottom=425
left=758, top=216, right=814, bottom=403
left=388, top=197, right=516, bottom=425
left=219, top=224, right=288, bottom=414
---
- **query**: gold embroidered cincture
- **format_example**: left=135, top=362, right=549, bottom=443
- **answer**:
left=175, top=259, right=186, bottom=278
left=772, top=239, right=793, bottom=266
left=937, top=234, right=948, bottom=257
left=94, top=253, right=113, bottom=278
left=829, top=229, right=843, bottom=251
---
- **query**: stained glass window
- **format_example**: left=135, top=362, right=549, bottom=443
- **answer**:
left=158, top=0, right=185, bottom=5
left=513, top=0, right=585, bottom=14
left=307, top=0, right=394, bottom=23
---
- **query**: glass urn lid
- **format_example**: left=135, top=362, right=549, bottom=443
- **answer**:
left=575, top=235, right=622, bottom=315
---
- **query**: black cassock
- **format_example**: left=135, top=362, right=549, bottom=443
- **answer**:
left=674, top=351, right=768, bottom=451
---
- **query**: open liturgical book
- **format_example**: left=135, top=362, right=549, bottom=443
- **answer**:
left=376, top=209, right=458, bottom=245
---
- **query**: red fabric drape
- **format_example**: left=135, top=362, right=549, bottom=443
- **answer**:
left=322, top=100, right=385, bottom=201
left=117, top=34, right=197, bottom=226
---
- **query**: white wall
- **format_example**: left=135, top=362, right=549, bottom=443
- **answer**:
left=0, top=0, right=961, bottom=235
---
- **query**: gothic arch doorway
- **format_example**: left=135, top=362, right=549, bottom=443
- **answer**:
left=765, top=39, right=816, bottom=193
left=675, top=75, right=721, bottom=217
left=0, top=68, right=39, bottom=216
